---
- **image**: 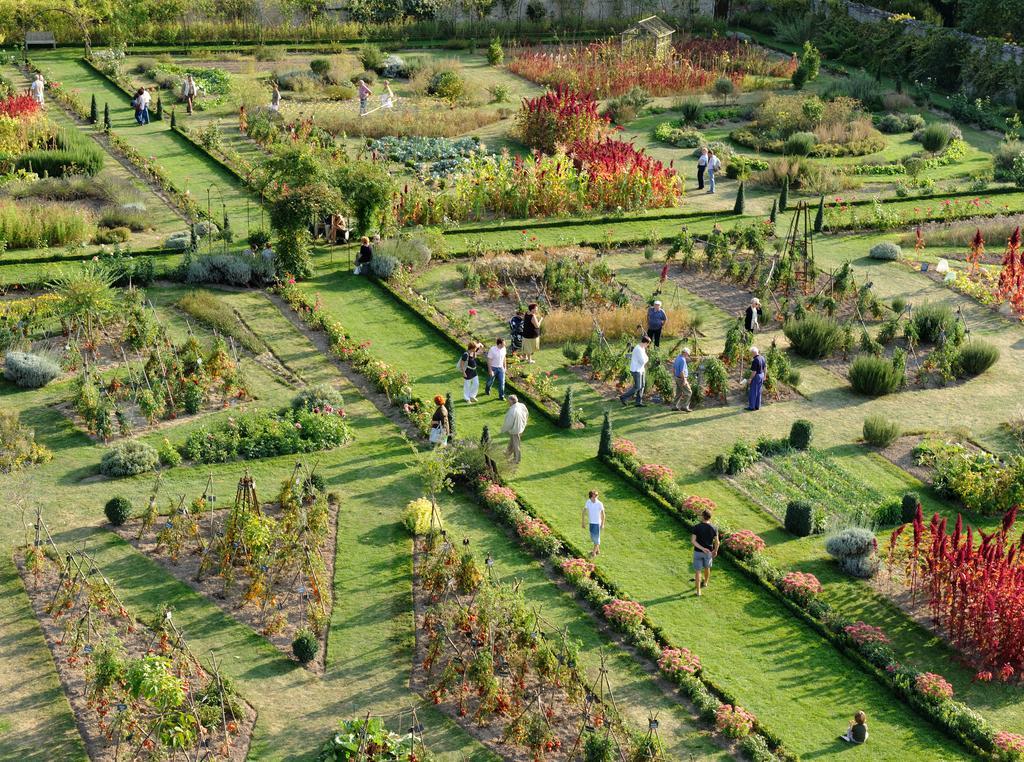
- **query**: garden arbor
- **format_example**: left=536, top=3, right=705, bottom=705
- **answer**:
left=620, top=16, right=674, bottom=60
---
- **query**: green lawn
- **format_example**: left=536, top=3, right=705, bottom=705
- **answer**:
left=301, top=270, right=973, bottom=760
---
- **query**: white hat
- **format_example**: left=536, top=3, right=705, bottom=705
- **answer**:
left=653, top=300, right=662, bottom=306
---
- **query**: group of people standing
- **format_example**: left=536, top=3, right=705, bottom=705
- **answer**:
left=696, top=147, right=723, bottom=194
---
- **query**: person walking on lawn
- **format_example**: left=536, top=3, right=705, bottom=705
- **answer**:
left=582, top=490, right=605, bottom=558
left=619, top=336, right=651, bottom=407
left=647, top=300, right=667, bottom=347
left=746, top=345, right=766, bottom=411
left=501, top=395, right=529, bottom=464
left=707, top=149, right=722, bottom=194
left=357, top=79, right=373, bottom=115
left=672, top=346, right=693, bottom=412
left=458, top=342, right=481, bottom=403
left=485, top=337, right=507, bottom=400
left=182, top=74, right=199, bottom=114
left=692, top=509, right=719, bottom=596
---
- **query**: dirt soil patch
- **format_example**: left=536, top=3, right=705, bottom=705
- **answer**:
left=115, top=495, right=338, bottom=674
left=15, top=551, right=256, bottom=761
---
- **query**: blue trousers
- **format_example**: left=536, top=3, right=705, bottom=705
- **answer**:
left=485, top=367, right=505, bottom=398
left=620, top=371, right=645, bottom=405
left=136, top=106, right=150, bottom=125
left=748, top=373, right=765, bottom=410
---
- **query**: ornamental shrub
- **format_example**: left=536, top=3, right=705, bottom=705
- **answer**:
left=100, top=440, right=159, bottom=477
left=427, top=70, right=465, bottom=103
left=910, top=301, right=954, bottom=344
left=713, top=76, right=735, bottom=104
left=402, top=497, right=435, bottom=536
left=733, top=181, right=745, bottom=214
left=4, top=351, right=60, bottom=388
left=915, top=672, right=954, bottom=701
left=784, top=131, right=817, bottom=156
left=515, top=85, right=605, bottom=154
left=358, top=44, right=386, bottom=72
left=869, top=241, right=901, bottom=260
left=993, top=139, right=1024, bottom=181
left=715, top=704, right=755, bottom=738
left=292, top=629, right=318, bottom=663
left=104, top=496, right=132, bottom=526
left=558, top=386, right=575, bottom=428
left=918, top=122, right=956, bottom=154
left=157, top=437, right=181, bottom=467
left=368, top=253, right=400, bottom=280
left=784, top=499, right=823, bottom=537
left=783, top=314, right=843, bottom=359
left=863, top=414, right=900, bottom=447
left=825, top=527, right=879, bottom=578
left=598, top=411, right=612, bottom=458
left=678, top=96, right=703, bottom=125
left=789, top=419, right=813, bottom=450
left=873, top=498, right=903, bottom=526
left=739, top=734, right=775, bottom=762
left=724, top=529, right=766, bottom=558
left=849, top=354, right=903, bottom=396
left=955, top=340, right=999, bottom=377
left=292, top=384, right=345, bottom=412
left=486, top=38, right=503, bottom=66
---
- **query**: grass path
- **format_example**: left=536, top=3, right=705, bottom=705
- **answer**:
left=302, top=271, right=970, bottom=760
left=0, top=287, right=721, bottom=759
left=30, top=52, right=262, bottom=237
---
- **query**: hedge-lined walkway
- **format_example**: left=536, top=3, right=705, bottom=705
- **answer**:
left=302, top=272, right=971, bottom=760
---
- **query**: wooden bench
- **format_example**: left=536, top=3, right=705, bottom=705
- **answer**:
left=25, top=31, right=56, bottom=49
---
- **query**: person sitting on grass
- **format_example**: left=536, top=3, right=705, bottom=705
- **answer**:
left=840, top=711, right=868, bottom=744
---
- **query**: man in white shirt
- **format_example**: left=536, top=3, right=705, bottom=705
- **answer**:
left=484, top=337, right=507, bottom=400
left=500, top=395, right=529, bottom=464
left=619, top=336, right=651, bottom=407
left=29, top=74, right=45, bottom=105
left=138, top=88, right=152, bottom=125
left=581, top=490, right=605, bottom=557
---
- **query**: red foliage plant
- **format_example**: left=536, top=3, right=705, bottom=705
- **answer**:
left=0, top=94, right=41, bottom=119
left=997, top=226, right=1024, bottom=317
left=507, top=37, right=794, bottom=98
left=514, top=85, right=607, bottom=153
left=567, top=136, right=681, bottom=210
left=888, top=505, right=1024, bottom=678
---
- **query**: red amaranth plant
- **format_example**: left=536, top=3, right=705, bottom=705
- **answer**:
left=0, top=94, right=41, bottom=119
left=567, top=136, right=681, bottom=211
left=515, top=85, right=607, bottom=153
left=888, top=506, right=1024, bottom=677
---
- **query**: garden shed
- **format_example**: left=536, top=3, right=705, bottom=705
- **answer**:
left=620, top=16, right=675, bottom=60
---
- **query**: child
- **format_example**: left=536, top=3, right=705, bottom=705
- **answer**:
left=840, top=711, right=868, bottom=744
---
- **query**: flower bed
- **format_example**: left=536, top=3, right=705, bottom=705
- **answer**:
left=724, top=529, right=766, bottom=558
left=716, top=704, right=757, bottom=739
left=600, top=436, right=1017, bottom=756
left=602, top=598, right=646, bottom=632
left=844, top=622, right=891, bottom=646
left=915, top=672, right=955, bottom=701
left=507, top=37, right=792, bottom=97
left=658, top=646, right=701, bottom=679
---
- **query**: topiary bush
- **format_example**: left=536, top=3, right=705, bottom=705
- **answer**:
left=863, top=414, right=900, bottom=447
left=4, top=351, right=60, bottom=388
left=849, top=354, right=904, bottom=396
left=901, top=492, right=921, bottom=523
left=955, top=340, right=999, bottom=377
left=402, top=497, right=436, bottom=536
left=104, top=496, right=132, bottom=526
left=825, top=527, right=879, bottom=578
left=789, top=420, right=813, bottom=450
left=292, top=628, right=319, bottom=663
left=99, top=440, right=159, bottom=477
left=869, top=241, right=901, bottom=261
left=784, top=499, right=824, bottom=537
left=783, top=314, right=844, bottom=359
left=292, top=384, right=345, bottom=412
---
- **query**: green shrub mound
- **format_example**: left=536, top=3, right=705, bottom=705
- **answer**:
left=104, top=496, right=133, bottom=526
left=863, top=414, right=900, bottom=447
left=715, top=439, right=759, bottom=474
left=873, top=498, right=903, bottom=527
left=869, top=242, right=901, bottom=261
left=784, top=131, right=817, bottom=156
left=15, top=130, right=105, bottom=177
left=100, top=440, right=159, bottom=477
left=849, top=354, right=904, bottom=396
left=916, top=122, right=958, bottom=153
left=184, top=252, right=274, bottom=287
left=783, top=314, right=844, bottom=359
left=955, top=340, right=999, bottom=377
left=876, top=112, right=925, bottom=134
left=994, top=139, right=1024, bottom=181
left=4, top=351, right=60, bottom=388
left=292, top=629, right=318, bottom=664
left=293, top=384, right=345, bottom=412
left=789, top=419, right=813, bottom=450
left=910, top=301, right=955, bottom=344
left=652, top=122, right=705, bottom=147
left=825, top=527, right=879, bottom=578
left=784, top=499, right=824, bottom=537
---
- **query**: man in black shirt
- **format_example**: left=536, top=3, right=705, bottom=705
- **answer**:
left=691, top=509, right=719, bottom=597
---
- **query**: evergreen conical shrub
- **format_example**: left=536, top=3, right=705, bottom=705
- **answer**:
left=480, top=425, right=490, bottom=446
left=733, top=181, right=745, bottom=215
left=102, top=103, right=111, bottom=131
left=769, top=198, right=778, bottom=225
left=444, top=392, right=454, bottom=438
left=558, top=387, right=574, bottom=428
left=155, top=95, right=163, bottom=121
left=814, top=195, right=824, bottom=233
left=779, top=177, right=789, bottom=213
left=598, top=411, right=612, bottom=458
left=89, top=94, right=97, bottom=124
